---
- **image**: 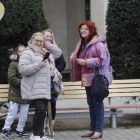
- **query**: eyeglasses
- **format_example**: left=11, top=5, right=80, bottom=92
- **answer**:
left=33, top=39, right=45, bottom=44
left=79, top=28, right=89, bottom=31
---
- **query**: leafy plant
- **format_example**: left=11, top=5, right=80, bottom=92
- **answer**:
left=106, top=0, right=140, bottom=79
left=0, top=0, right=48, bottom=83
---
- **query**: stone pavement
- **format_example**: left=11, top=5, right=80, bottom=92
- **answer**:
left=1, top=127, right=140, bottom=140
left=1, top=97, right=140, bottom=140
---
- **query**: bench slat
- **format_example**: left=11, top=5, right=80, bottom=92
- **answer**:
left=58, top=94, right=87, bottom=99
left=1, top=104, right=140, bottom=114
left=0, top=85, right=9, bottom=88
left=112, top=79, right=140, bottom=83
left=2, top=80, right=139, bottom=87
left=0, top=89, right=9, bottom=92
left=105, top=105, right=140, bottom=109
left=64, top=88, right=140, bottom=96
left=64, top=86, right=84, bottom=90
left=63, top=82, right=81, bottom=86
left=0, top=94, right=8, bottom=97
left=64, top=84, right=140, bottom=90
left=63, top=79, right=140, bottom=86
left=58, top=92, right=140, bottom=99
left=64, top=85, right=140, bottom=89
left=109, top=88, right=140, bottom=92
left=56, top=104, right=140, bottom=111
left=65, top=90, right=85, bottom=94
left=3, top=93, right=138, bottom=99
left=108, top=93, right=140, bottom=97
left=109, top=84, right=140, bottom=88
left=0, top=98, right=8, bottom=102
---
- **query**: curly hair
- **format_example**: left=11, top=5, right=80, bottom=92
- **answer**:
left=78, top=20, right=97, bottom=40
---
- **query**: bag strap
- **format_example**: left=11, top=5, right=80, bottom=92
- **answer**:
left=95, top=44, right=98, bottom=57
left=95, top=44, right=99, bottom=75
left=95, top=44, right=108, bottom=74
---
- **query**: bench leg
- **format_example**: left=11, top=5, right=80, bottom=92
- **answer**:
left=109, top=117, right=112, bottom=127
left=111, top=114, right=117, bottom=128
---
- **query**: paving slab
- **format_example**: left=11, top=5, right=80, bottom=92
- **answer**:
left=0, top=127, right=140, bottom=140
left=1, top=97, right=140, bottom=140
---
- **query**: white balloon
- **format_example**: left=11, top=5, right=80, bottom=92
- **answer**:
left=0, top=2, right=5, bottom=20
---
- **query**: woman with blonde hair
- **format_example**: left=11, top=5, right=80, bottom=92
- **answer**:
left=19, top=32, right=62, bottom=140
left=42, top=29, right=57, bottom=45
left=42, top=29, right=66, bottom=136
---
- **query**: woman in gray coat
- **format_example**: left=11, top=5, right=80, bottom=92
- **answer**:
left=19, top=32, right=62, bottom=140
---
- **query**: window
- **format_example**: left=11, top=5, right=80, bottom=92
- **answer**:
left=85, top=0, right=91, bottom=20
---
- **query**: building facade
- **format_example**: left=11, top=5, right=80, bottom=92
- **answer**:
left=42, top=0, right=108, bottom=80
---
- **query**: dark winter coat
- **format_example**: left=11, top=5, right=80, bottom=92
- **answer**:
left=8, top=61, right=30, bottom=104
left=55, top=54, right=66, bottom=72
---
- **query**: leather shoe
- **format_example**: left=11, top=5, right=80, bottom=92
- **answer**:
left=81, top=131, right=94, bottom=137
left=91, top=132, right=103, bottom=139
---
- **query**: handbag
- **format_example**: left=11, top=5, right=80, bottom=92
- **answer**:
left=51, top=81, right=61, bottom=94
left=91, top=44, right=109, bottom=103
left=91, top=75, right=109, bottom=103
left=50, top=63, right=64, bottom=94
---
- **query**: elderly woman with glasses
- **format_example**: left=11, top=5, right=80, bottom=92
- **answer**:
left=70, top=21, right=112, bottom=139
left=19, top=32, right=62, bottom=140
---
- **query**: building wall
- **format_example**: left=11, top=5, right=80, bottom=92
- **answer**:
left=90, top=0, right=108, bottom=37
left=42, top=0, right=85, bottom=70
left=42, top=0, right=68, bottom=68
left=66, top=0, right=85, bottom=68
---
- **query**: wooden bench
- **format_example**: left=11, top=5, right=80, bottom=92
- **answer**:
left=56, top=79, right=140, bottom=128
left=0, top=84, right=9, bottom=118
left=1, top=79, right=140, bottom=128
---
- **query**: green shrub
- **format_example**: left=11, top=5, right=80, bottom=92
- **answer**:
left=0, top=0, right=48, bottom=83
left=106, top=0, right=140, bottom=79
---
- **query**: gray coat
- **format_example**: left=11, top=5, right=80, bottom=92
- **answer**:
left=18, top=44, right=61, bottom=100
left=44, top=41, right=62, bottom=61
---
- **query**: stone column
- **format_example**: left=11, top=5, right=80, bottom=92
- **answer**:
left=90, top=0, right=108, bottom=37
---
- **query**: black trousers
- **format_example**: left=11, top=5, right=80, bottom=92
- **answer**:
left=32, top=99, right=48, bottom=137
left=51, top=102, right=56, bottom=120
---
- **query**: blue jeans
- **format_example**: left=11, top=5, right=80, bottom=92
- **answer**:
left=85, top=86, right=104, bottom=132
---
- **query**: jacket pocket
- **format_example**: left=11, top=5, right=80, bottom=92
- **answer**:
left=81, top=73, right=95, bottom=87
left=81, top=74, right=91, bottom=87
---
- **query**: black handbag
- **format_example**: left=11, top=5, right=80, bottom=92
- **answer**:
left=91, top=75, right=109, bottom=103
left=91, top=44, right=109, bottom=103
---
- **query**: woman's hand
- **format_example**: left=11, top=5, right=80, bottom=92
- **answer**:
left=39, top=59, right=48, bottom=68
left=70, top=53, right=74, bottom=63
left=76, top=58, right=86, bottom=65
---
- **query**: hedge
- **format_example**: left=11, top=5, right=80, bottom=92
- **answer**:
left=0, top=0, right=48, bottom=83
left=106, top=0, right=140, bottom=79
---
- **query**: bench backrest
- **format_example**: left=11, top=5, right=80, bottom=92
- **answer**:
left=0, top=84, right=9, bottom=102
left=1, top=79, right=140, bottom=101
left=58, top=79, right=140, bottom=99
